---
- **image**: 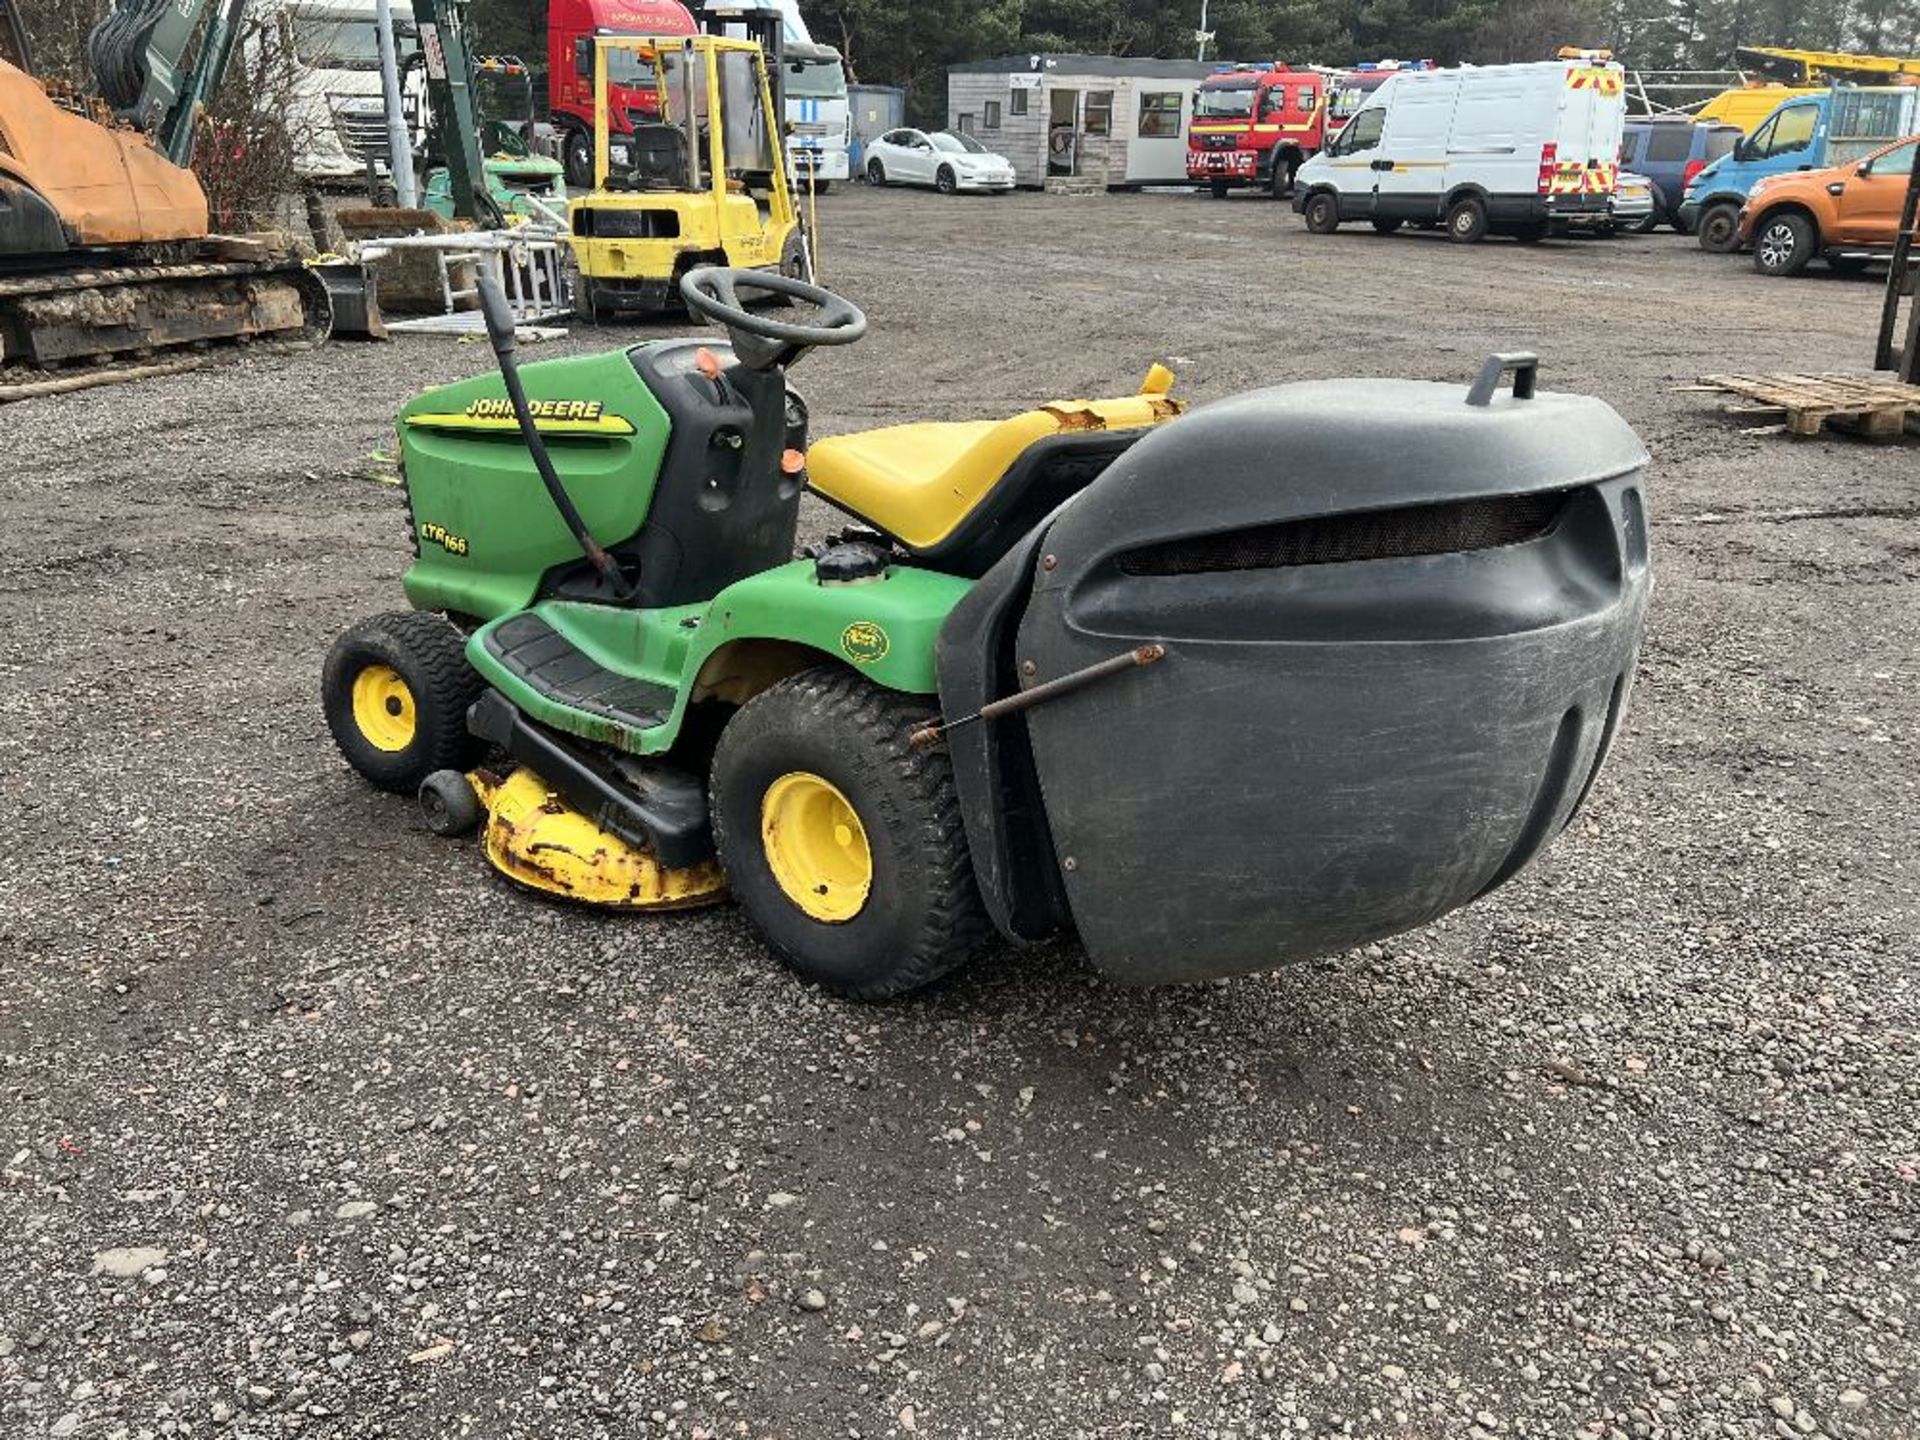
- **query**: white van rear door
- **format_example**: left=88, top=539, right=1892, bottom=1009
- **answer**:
left=1555, top=63, right=1626, bottom=197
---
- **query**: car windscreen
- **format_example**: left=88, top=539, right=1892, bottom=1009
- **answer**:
left=1195, top=84, right=1254, bottom=119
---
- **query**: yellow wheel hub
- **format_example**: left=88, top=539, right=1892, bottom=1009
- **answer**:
left=351, top=663, right=417, bottom=752
left=761, top=771, right=872, bottom=923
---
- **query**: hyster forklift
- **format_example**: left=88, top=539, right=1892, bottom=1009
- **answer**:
left=567, top=33, right=802, bottom=320
left=323, top=263, right=1654, bottom=999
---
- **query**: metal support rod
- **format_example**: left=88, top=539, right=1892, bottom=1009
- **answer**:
left=374, top=0, right=417, bottom=207
left=909, top=644, right=1167, bottom=749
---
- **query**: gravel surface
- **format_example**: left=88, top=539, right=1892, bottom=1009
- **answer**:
left=1, top=187, right=1916, bottom=1439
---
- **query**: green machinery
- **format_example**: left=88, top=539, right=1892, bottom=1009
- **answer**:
left=325, top=269, right=1654, bottom=998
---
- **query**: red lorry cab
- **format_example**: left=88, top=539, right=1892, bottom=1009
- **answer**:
left=548, top=0, right=698, bottom=185
left=1186, top=64, right=1326, bottom=197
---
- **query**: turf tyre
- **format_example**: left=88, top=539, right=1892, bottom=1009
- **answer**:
left=323, top=611, right=485, bottom=794
left=709, top=667, right=990, bottom=999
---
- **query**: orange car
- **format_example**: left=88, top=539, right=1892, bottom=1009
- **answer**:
left=1738, top=133, right=1919, bottom=276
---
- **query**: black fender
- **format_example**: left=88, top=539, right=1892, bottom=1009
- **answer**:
left=933, top=519, right=1073, bottom=945
left=0, top=174, right=70, bottom=256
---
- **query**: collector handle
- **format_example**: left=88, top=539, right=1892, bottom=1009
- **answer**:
left=1466, top=351, right=1539, bottom=406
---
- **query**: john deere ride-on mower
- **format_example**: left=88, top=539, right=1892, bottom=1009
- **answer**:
left=324, top=265, right=1653, bottom=998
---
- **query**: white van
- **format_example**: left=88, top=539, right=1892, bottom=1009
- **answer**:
left=1293, top=59, right=1627, bottom=243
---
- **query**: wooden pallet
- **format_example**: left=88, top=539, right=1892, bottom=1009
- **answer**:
left=1685, top=372, right=1920, bottom=439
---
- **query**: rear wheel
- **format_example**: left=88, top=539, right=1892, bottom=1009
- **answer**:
left=1303, top=191, right=1340, bottom=234
left=866, top=158, right=887, bottom=186
left=1633, top=209, right=1660, bottom=234
left=1209, top=178, right=1230, bottom=199
left=323, top=612, right=484, bottom=794
left=1512, top=220, right=1549, bottom=244
left=1752, top=212, right=1814, bottom=276
left=709, top=667, right=990, bottom=999
left=1269, top=154, right=1297, bottom=199
left=1697, top=202, right=1741, bottom=254
left=1445, top=194, right=1488, bottom=244
left=1370, top=217, right=1403, bottom=235
left=936, top=166, right=958, bottom=195
left=1827, top=254, right=1872, bottom=276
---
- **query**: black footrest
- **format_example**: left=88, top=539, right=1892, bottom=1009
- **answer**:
left=484, top=613, right=675, bottom=734
left=468, top=690, right=712, bottom=869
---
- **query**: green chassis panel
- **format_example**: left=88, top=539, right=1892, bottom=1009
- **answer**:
left=398, top=348, right=672, bottom=621
left=468, top=560, right=972, bottom=753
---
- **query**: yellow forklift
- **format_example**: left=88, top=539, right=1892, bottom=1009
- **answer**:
left=568, top=32, right=802, bottom=320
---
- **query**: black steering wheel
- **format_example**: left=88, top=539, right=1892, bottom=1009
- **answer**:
left=679, top=265, right=867, bottom=370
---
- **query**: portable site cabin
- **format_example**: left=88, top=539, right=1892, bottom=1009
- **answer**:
left=946, top=55, right=1213, bottom=187
left=848, top=82, right=906, bottom=174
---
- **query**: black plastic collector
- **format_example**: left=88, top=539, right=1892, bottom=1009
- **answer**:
left=937, top=355, right=1653, bottom=985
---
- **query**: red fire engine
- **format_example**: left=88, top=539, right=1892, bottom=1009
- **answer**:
left=1186, top=63, right=1326, bottom=198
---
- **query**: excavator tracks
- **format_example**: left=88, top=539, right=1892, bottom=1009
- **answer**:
left=0, top=255, right=333, bottom=378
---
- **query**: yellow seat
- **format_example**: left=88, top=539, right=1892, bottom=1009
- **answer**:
left=806, top=367, right=1183, bottom=552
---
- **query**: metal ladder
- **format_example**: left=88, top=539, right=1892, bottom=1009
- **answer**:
left=1874, top=144, right=1920, bottom=384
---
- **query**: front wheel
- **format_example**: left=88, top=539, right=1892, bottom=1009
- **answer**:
left=323, top=612, right=484, bottom=794
left=1302, top=191, right=1340, bottom=234
left=1512, top=220, right=1549, bottom=244
left=866, top=158, right=887, bottom=186
left=1752, top=212, right=1815, bottom=276
left=1269, top=155, right=1297, bottom=199
left=1209, top=178, right=1229, bottom=199
left=1697, top=202, right=1741, bottom=254
left=936, top=166, right=958, bottom=195
left=562, top=127, right=593, bottom=190
left=709, top=668, right=990, bottom=999
left=1444, top=195, right=1488, bottom=244
left=1827, top=254, right=1872, bottom=276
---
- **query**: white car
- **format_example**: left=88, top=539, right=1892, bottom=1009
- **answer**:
left=864, top=129, right=1015, bottom=194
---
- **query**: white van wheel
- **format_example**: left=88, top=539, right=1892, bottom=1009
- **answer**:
left=1445, top=196, right=1488, bottom=244
left=1303, top=192, right=1340, bottom=234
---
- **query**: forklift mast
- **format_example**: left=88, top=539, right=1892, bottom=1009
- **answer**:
left=700, top=0, right=786, bottom=125
left=85, top=0, right=250, bottom=166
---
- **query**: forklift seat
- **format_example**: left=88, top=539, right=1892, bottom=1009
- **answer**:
left=807, top=369, right=1184, bottom=576
left=618, top=124, right=690, bottom=191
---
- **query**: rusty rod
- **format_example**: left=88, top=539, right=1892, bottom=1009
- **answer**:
left=910, top=643, right=1166, bottom=749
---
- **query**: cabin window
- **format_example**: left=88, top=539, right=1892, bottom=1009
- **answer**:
left=1138, top=91, right=1183, bottom=138
left=1084, top=90, right=1113, bottom=136
left=1010, top=87, right=1029, bottom=117
left=984, top=100, right=1001, bottom=130
left=957, top=113, right=975, bottom=134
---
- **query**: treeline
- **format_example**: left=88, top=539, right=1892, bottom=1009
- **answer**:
left=796, top=0, right=1920, bottom=122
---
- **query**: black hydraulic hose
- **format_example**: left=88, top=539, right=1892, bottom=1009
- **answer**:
left=475, top=271, right=635, bottom=600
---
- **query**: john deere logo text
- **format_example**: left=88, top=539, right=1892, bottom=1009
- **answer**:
left=840, top=622, right=890, bottom=664
left=464, top=398, right=606, bottom=422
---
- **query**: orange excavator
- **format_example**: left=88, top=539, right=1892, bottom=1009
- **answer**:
left=0, top=0, right=331, bottom=374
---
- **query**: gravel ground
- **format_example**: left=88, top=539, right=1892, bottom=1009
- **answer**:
left=1, top=187, right=1916, bottom=1440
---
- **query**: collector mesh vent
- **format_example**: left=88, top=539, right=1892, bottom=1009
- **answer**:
left=1116, top=490, right=1571, bottom=578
